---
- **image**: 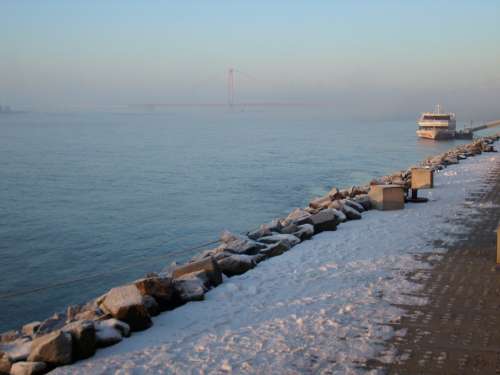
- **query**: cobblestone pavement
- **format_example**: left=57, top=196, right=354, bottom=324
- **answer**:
left=381, top=160, right=500, bottom=374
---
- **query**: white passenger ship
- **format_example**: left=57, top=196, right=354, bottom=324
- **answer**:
left=417, top=105, right=456, bottom=140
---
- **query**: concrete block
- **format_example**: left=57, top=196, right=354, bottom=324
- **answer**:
left=411, top=168, right=434, bottom=189
left=368, top=184, right=405, bottom=211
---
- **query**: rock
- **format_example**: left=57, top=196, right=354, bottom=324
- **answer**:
left=304, top=206, right=320, bottom=215
left=142, top=295, right=160, bottom=317
left=328, top=187, right=343, bottom=200
left=259, top=234, right=301, bottom=247
left=0, top=331, right=20, bottom=344
left=280, top=223, right=299, bottom=234
left=28, top=330, right=72, bottom=366
left=307, top=209, right=341, bottom=233
left=9, top=361, right=47, bottom=375
left=62, top=320, right=96, bottom=360
left=35, top=314, right=66, bottom=337
left=352, top=194, right=372, bottom=210
left=247, top=226, right=272, bottom=240
left=309, top=196, right=332, bottom=210
left=342, top=205, right=362, bottom=220
left=101, top=284, right=152, bottom=331
left=0, top=352, right=12, bottom=375
left=94, top=326, right=122, bottom=348
left=0, top=338, right=32, bottom=362
left=293, top=224, right=315, bottom=241
left=217, top=254, right=256, bottom=277
left=343, top=199, right=365, bottom=212
left=21, top=322, right=40, bottom=337
left=283, top=208, right=311, bottom=226
left=134, top=276, right=175, bottom=310
left=172, top=257, right=222, bottom=288
left=173, top=274, right=206, bottom=302
left=265, top=219, right=283, bottom=232
left=259, top=241, right=291, bottom=258
left=219, top=231, right=265, bottom=255
left=331, top=208, right=346, bottom=223
left=96, top=319, right=130, bottom=338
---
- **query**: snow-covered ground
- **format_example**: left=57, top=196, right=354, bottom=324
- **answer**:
left=55, top=152, right=499, bottom=375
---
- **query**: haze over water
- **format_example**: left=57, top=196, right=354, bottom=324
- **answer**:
left=1, top=108, right=494, bottom=331
left=1, top=0, right=500, bottom=332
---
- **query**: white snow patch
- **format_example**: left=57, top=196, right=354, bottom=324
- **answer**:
left=54, top=151, right=499, bottom=374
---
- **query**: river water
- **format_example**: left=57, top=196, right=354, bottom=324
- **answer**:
left=0, top=108, right=480, bottom=331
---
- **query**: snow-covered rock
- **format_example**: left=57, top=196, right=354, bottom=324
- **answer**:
left=28, top=330, right=72, bottom=365
left=62, top=320, right=96, bottom=360
left=101, top=285, right=152, bottom=331
left=9, top=361, right=46, bottom=375
left=217, top=254, right=256, bottom=277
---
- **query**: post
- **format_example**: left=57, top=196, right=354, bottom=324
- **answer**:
left=497, top=226, right=500, bottom=265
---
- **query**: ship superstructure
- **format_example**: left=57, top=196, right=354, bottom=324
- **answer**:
left=417, top=105, right=456, bottom=140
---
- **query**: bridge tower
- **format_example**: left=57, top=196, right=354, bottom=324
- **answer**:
left=227, top=68, right=235, bottom=107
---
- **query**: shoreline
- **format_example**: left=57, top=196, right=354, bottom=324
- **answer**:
left=1, top=135, right=499, bottom=374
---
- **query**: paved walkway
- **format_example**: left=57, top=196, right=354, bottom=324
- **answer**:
left=383, top=159, right=500, bottom=374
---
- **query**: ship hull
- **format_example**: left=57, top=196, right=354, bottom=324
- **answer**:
left=416, top=129, right=455, bottom=140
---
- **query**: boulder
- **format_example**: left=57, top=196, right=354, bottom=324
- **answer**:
left=293, top=224, right=315, bottom=241
left=259, top=234, right=301, bottom=247
left=342, top=205, right=362, bottom=220
left=35, top=314, right=66, bottom=337
left=352, top=194, right=372, bottom=211
left=304, top=207, right=320, bottom=215
left=328, top=187, right=343, bottom=200
left=28, top=330, right=72, bottom=366
left=343, top=199, right=365, bottom=212
left=265, top=219, right=283, bottom=233
left=327, top=200, right=343, bottom=210
left=217, top=254, right=256, bottom=277
left=0, top=331, right=20, bottom=344
left=0, top=338, right=32, bottom=362
left=283, top=208, right=311, bottom=226
left=96, top=319, right=130, bottom=338
left=307, top=209, right=341, bottom=233
left=94, top=326, right=122, bottom=348
left=134, top=276, right=176, bottom=310
left=219, top=231, right=265, bottom=255
left=173, top=274, right=206, bottom=302
left=330, top=208, right=346, bottom=223
left=101, top=284, right=152, bottom=331
left=62, top=320, right=96, bottom=360
left=259, top=241, right=291, bottom=258
left=21, top=322, right=41, bottom=338
left=9, top=362, right=47, bottom=375
left=309, top=196, right=332, bottom=210
left=247, top=226, right=272, bottom=241
left=0, top=352, right=12, bottom=375
left=280, top=223, right=299, bottom=234
left=142, top=295, right=160, bottom=317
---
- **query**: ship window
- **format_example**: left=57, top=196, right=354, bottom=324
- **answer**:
left=423, top=115, right=451, bottom=120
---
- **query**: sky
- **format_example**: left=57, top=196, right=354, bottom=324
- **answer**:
left=1, top=0, right=499, bottom=120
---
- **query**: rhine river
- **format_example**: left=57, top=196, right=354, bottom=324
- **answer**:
left=0, top=108, right=481, bottom=331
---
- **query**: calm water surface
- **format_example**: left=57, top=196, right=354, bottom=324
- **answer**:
left=0, top=109, right=478, bottom=331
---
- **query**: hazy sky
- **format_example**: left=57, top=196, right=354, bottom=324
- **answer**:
left=1, top=1, right=499, bottom=119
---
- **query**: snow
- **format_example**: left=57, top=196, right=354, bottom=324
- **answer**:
left=54, top=151, right=499, bottom=375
